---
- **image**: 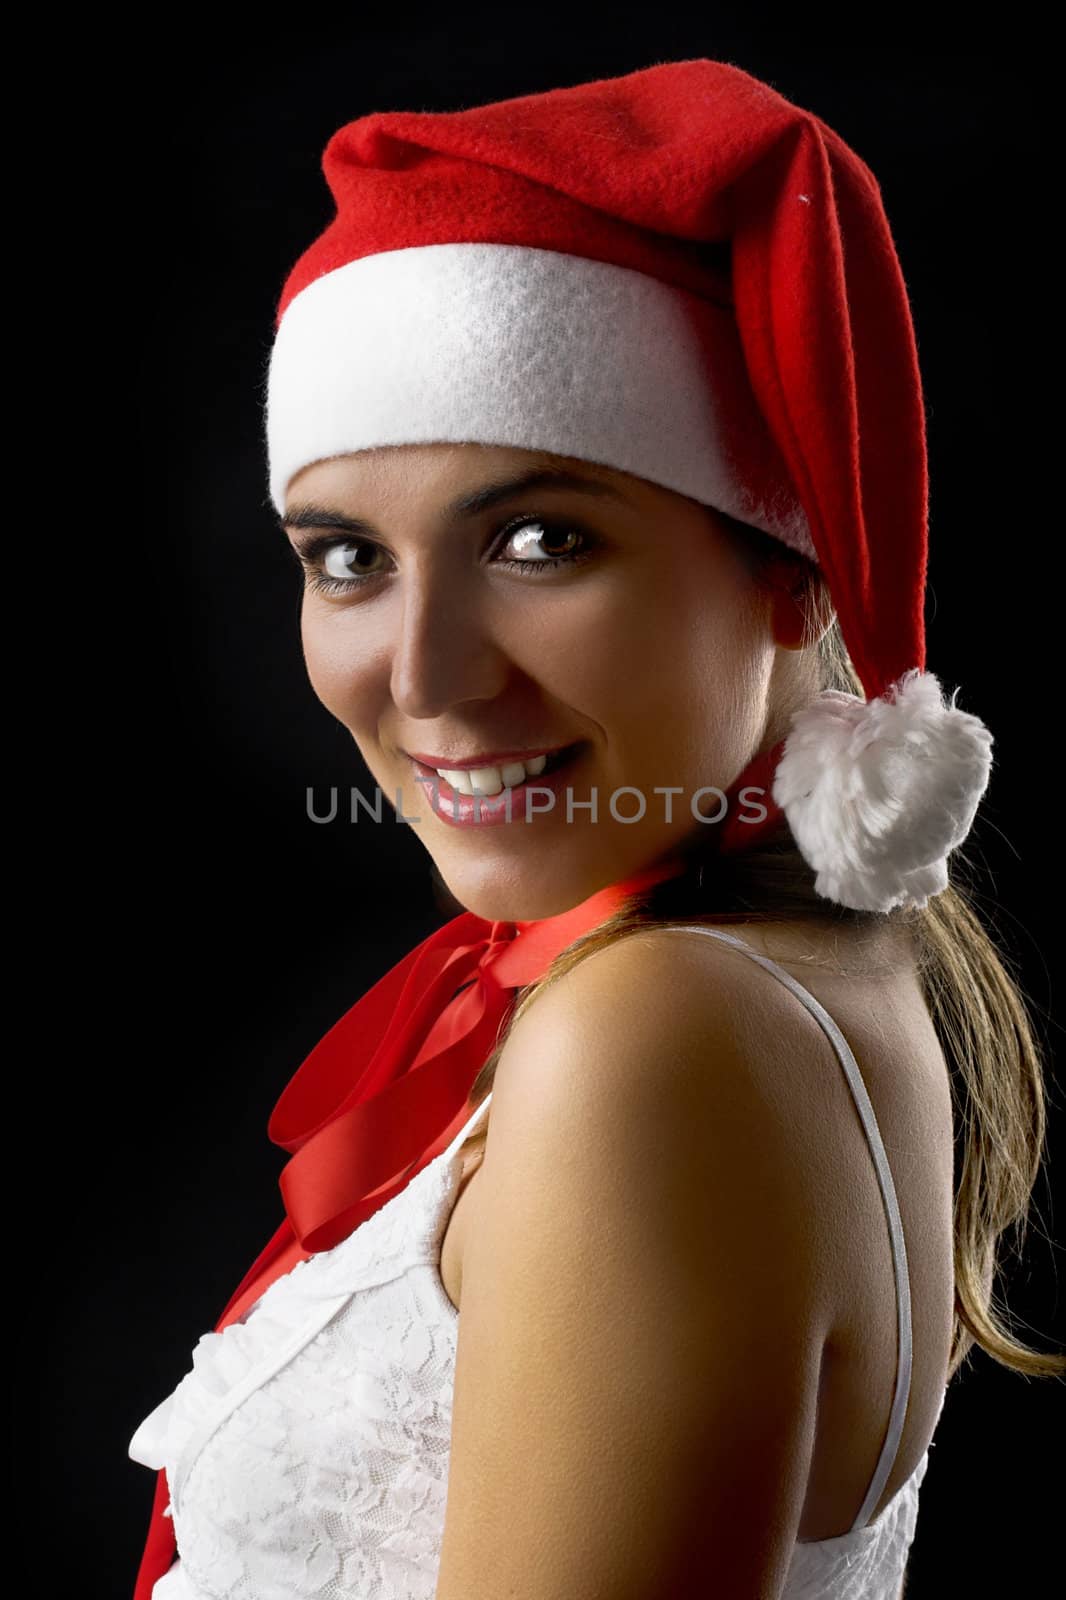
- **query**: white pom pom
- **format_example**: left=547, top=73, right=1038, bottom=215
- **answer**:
left=771, top=669, right=994, bottom=913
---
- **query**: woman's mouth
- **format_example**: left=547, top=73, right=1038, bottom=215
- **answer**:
left=408, top=742, right=587, bottom=828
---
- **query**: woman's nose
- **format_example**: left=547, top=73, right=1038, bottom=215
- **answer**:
left=389, top=579, right=511, bottom=719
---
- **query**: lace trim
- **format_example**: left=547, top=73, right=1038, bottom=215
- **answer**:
left=129, top=1110, right=481, bottom=1501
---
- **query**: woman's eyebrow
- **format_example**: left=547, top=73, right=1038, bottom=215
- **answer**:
left=279, top=465, right=629, bottom=537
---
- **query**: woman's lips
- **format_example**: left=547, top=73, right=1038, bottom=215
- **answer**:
left=409, top=742, right=586, bottom=828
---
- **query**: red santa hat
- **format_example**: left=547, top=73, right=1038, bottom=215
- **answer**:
left=263, top=57, right=993, bottom=914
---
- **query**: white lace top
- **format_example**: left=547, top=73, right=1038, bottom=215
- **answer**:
left=130, top=924, right=945, bottom=1598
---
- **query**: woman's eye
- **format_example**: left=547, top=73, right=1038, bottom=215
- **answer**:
left=496, top=517, right=588, bottom=567
left=299, top=515, right=597, bottom=596
left=323, top=541, right=383, bottom=581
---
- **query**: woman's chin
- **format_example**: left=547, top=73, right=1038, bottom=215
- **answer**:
left=432, top=854, right=634, bottom=925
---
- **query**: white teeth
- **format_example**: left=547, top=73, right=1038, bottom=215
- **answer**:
left=437, top=768, right=478, bottom=795
left=469, top=766, right=504, bottom=796
left=433, top=751, right=553, bottom=794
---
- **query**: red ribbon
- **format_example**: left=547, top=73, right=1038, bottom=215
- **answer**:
left=133, top=751, right=786, bottom=1598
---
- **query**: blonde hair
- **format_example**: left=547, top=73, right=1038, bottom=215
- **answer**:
left=453, top=517, right=1066, bottom=1383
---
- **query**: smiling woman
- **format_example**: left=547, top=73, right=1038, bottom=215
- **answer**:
left=278, top=440, right=800, bottom=921
left=131, top=56, right=1062, bottom=1600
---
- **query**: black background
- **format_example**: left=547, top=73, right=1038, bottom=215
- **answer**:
left=38, top=23, right=1063, bottom=1598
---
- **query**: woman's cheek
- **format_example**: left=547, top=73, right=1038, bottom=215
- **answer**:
left=300, top=608, right=383, bottom=722
left=505, top=585, right=635, bottom=702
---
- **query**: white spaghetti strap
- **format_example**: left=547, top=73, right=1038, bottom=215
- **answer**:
left=662, top=923, right=914, bottom=1536
left=439, top=1090, right=495, bottom=1165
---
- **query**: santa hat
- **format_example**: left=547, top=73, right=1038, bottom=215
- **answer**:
left=263, top=57, right=993, bottom=914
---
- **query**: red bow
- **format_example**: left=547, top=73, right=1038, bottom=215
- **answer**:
left=132, top=857, right=686, bottom=1598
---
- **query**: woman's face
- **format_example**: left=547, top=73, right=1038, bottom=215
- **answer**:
left=282, top=442, right=807, bottom=921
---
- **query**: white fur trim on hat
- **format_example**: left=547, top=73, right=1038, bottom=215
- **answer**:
left=771, top=670, right=995, bottom=913
left=264, top=242, right=815, bottom=560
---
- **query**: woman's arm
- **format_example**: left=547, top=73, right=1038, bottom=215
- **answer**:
left=434, top=931, right=831, bottom=1600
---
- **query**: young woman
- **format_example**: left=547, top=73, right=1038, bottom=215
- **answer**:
left=130, top=58, right=1064, bottom=1600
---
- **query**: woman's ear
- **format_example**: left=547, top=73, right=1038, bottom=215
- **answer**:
left=767, top=561, right=835, bottom=651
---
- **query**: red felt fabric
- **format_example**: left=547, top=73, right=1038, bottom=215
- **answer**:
left=278, top=57, right=928, bottom=701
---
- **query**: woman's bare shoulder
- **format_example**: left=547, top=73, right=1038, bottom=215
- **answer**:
left=438, top=924, right=841, bottom=1598
left=493, top=915, right=859, bottom=1169
left=509, top=914, right=894, bottom=1054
